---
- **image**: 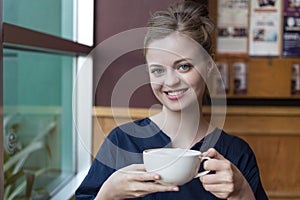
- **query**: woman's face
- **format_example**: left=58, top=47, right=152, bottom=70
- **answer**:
left=146, top=33, right=211, bottom=112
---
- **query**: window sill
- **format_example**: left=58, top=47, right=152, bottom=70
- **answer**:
left=51, top=168, right=89, bottom=200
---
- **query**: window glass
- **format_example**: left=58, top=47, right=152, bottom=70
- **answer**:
left=3, top=49, right=74, bottom=199
left=3, top=0, right=74, bottom=41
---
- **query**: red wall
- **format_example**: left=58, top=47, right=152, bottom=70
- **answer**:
left=94, top=0, right=176, bottom=108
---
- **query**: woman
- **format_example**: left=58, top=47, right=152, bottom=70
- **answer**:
left=75, top=1, right=268, bottom=199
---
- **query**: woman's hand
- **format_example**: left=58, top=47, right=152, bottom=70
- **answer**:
left=200, top=148, right=255, bottom=200
left=96, top=164, right=179, bottom=200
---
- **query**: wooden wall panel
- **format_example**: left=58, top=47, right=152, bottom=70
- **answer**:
left=92, top=106, right=300, bottom=200
left=214, top=57, right=300, bottom=98
left=247, top=58, right=291, bottom=97
left=240, top=136, right=300, bottom=198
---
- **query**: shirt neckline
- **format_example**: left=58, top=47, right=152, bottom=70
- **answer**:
left=144, top=117, right=221, bottom=150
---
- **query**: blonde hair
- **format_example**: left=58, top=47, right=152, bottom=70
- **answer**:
left=144, top=1, right=215, bottom=55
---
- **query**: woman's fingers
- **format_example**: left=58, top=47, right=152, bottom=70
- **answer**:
left=121, top=168, right=179, bottom=198
left=119, top=164, right=179, bottom=197
left=200, top=148, right=242, bottom=199
left=203, top=158, right=232, bottom=171
left=200, top=172, right=233, bottom=185
left=131, top=181, right=179, bottom=194
left=120, top=163, right=145, bottom=171
left=202, top=148, right=224, bottom=160
left=118, top=164, right=160, bottom=182
left=202, top=183, right=234, bottom=193
left=124, top=182, right=179, bottom=198
left=130, top=171, right=160, bottom=182
left=98, top=164, right=179, bottom=199
left=200, top=148, right=255, bottom=199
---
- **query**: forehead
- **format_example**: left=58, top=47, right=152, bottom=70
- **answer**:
left=146, top=32, right=209, bottom=64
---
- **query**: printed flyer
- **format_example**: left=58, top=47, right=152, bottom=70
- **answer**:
left=282, top=16, right=300, bottom=57
left=249, top=0, right=281, bottom=56
left=217, top=0, right=248, bottom=55
left=284, top=0, right=300, bottom=15
left=282, top=0, right=300, bottom=57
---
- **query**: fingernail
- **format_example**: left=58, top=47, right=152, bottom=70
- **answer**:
left=154, top=175, right=160, bottom=179
left=172, top=187, right=179, bottom=191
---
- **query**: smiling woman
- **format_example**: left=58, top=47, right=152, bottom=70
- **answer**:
left=146, top=33, right=209, bottom=112
left=75, top=1, right=268, bottom=200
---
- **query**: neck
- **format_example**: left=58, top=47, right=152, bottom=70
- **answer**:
left=151, top=104, right=211, bottom=149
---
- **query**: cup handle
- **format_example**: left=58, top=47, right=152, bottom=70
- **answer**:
left=194, top=156, right=211, bottom=178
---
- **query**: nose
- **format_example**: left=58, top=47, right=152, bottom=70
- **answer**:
left=165, top=69, right=180, bottom=87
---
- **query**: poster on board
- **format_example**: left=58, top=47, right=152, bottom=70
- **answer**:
left=282, top=0, right=300, bottom=57
left=217, top=0, right=248, bottom=55
left=249, top=0, right=281, bottom=56
left=284, top=0, right=300, bottom=15
left=282, top=16, right=300, bottom=57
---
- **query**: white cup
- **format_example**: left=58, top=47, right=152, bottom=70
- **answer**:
left=143, top=148, right=211, bottom=186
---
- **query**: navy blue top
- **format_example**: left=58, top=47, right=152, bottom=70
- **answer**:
left=75, top=118, right=268, bottom=200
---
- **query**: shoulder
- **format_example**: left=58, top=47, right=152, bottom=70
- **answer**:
left=218, top=130, right=251, bottom=151
left=214, top=130, right=256, bottom=165
left=107, top=118, right=159, bottom=140
left=202, top=129, right=251, bottom=154
left=215, top=130, right=260, bottom=172
left=104, top=117, right=164, bottom=151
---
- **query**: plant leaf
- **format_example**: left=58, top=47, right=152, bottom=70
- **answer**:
left=12, top=122, right=56, bottom=174
left=4, top=169, right=24, bottom=187
left=7, top=168, right=50, bottom=200
left=32, top=121, right=56, bottom=142
left=25, top=171, right=35, bottom=198
left=4, top=141, right=44, bottom=172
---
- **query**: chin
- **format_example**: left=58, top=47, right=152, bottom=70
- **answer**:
left=165, top=101, right=199, bottom=112
left=165, top=105, right=183, bottom=112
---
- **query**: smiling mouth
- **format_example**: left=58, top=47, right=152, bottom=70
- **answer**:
left=165, top=89, right=188, bottom=98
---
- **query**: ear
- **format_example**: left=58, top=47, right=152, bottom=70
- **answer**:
left=206, top=52, right=215, bottom=76
left=207, top=58, right=214, bottom=78
left=210, top=53, right=215, bottom=61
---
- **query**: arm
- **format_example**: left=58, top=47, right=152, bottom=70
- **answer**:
left=200, top=148, right=255, bottom=200
left=77, top=121, right=182, bottom=200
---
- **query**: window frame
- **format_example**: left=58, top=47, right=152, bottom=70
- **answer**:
left=1, top=0, right=94, bottom=198
left=0, top=0, right=4, bottom=199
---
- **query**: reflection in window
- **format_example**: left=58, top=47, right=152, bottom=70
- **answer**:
left=3, top=0, right=74, bottom=41
left=3, top=49, right=74, bottom=199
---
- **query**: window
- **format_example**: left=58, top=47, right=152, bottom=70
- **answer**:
left=1, top=0, right=94, bottom=199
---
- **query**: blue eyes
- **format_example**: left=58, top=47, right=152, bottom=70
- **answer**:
left=178, top=64, right=191, bottom=71
left=151, top=68, right=165, bottom=75
left=150, top=64, right=192, bottom=76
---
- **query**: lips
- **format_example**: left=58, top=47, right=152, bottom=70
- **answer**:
left=164, top=88, right=188, bottom=100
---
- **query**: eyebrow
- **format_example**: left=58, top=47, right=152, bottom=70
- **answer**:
left=173, top=58, right=192, bottom=65
left=148, top=58, right=193, bottom=68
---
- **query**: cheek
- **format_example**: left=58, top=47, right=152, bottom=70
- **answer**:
left=149, top=78, right=162, bottom=92
left=149, top=75, right=163, bottom=88
left=150, top=83, right=161, bottom=92
left=188, top=74, right=206, bottom=92
left=150, top=82, right=163, bottom=101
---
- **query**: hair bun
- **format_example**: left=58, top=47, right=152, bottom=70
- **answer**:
left=180, top=1, right=209, bottom=17
left=144, top=0, right=215, bottom=55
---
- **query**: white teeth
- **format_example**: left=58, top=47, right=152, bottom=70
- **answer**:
left=168, top=90, right=186, bottom=96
